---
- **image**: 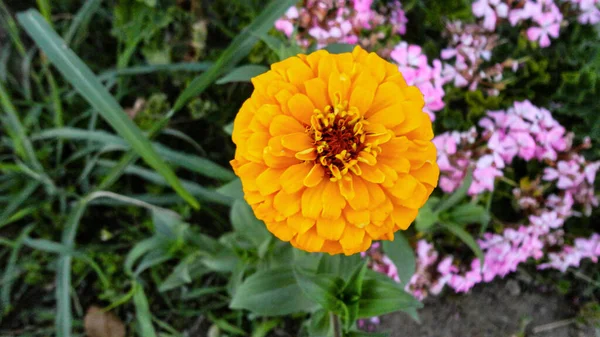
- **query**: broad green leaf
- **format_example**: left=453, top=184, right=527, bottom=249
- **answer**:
left=172, top=0, right=299, bottom=112
left=415, top=200, right=438, bottom=232
left=216, top=178, right=243, bottom=200
left=17, top=10, right=198, bottom=209
left=251, top=319, right=281, bottom=337
left=216, top=64, right=268, bottom=84
left=323, top=43, right=355, bottom=54
left=294, top=268, right=347, bottom=315
left=133, top=283, right=158, bottom=337
left=317, top=254, right=362, bottom=281
left=440, top=222, right=484, bottom=266
left=342, top=262, right=367, bottom=330
left=230, top=199, right=271, bottom=248
left=449, top=203, right=491, bottom=226
left=434, top=169, right=473, bottom=214
left=357, top=271, right=422, bottom=318
left=230, top=267, right=315, bottom=316
left=382, top=232, right=415, bottom=287
left=160, top=256, right=208, bottom=292
left=125, top=237, right=163, bottom=275
left=308, top=309, right=331, bottom=337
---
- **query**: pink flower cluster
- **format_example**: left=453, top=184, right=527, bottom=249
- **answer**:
left=275, top=0, right=407, bottom=48
left=473, top=0, right=600, bottom=48
left=367, top=104, right=600, bottom=299
left=435, top=100, right=568, bottom=195
left=440, top=21, right=516, bottom=95
left=390, top=42, right=445, bottom=119
left=539, top=233, right=600, bottom=272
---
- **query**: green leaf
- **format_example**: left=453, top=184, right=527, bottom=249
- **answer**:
left=125, top=237, right=163, bottom=275
left=17, top=10, right=199, bottom=209
left=201, top=247, right=239, bottom=273
left=133, top=283, right=158, bottom=337
left=357, top=271, right=422, bottom=318
left=230, top=199, right=271, bottom=248
left=448, top=203, right=491, bottom=226
left=347, top=332, right=389, bottom=337
left=440, top=222, right=484, bottom=266
left=308, top=309, right=331, bottom=337
left=415, top=200, right=438, bottom=232
left=172, top=0, right=299, bottom=112
left=216, top=64, right=268, bottom=84
left=323, top=43, right=355, bottom=54
left=341, top=262, right=367, bottom=330
left=98, top=62, right=213, bottom=81
left=434, top=168, right=473, bottom=214
left=317, top=254, right=362, bottom=281
left=382, top=232, right=415, bottom=287
left=230, top=266, right=315, bottom=316
left=294, top=267, right=347, bottom=315
left=216, top=178, right=243, bottom=200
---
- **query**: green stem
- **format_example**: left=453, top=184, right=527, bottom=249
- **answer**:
left=330, top=312, right=342, bottom=337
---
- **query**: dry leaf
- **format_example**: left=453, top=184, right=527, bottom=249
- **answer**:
left=84, top=306, right=126, bottom=337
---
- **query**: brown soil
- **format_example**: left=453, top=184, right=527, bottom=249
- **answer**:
left=378, top=279, right=596, bottom=337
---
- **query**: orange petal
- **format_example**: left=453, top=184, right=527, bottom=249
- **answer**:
left=391, top=206, right=418, bottom=230
left=316, top=217, right=346, bottom=241
left=410, top=161, right=440, bottom=187
left=388, top=174, right=418, bottom=200
left=304, top=78, right=329, bottom=110
left=273, top=190, right=302, bottom=217
left=365, top=182, right=386, bottom=208
left=357, top=151, right=377, bottom=166
left=400, top=182, right=428, bottom=209
left=301, top=180, right=327, bottom=219
left=339, top=225, right=366, bottom=253
left=367, top=103, right=405, bottom=127
left=344, top=208, right=370, bottom=227
left=255, top=168, right=285, bottom=196
left=288, top=93, right=315, bottom=124
left=321, top=240, right=344, bottom=255
left=293, top=228, right=325, bottom=252
left=295, top=148, right=317, bottom=161
left=281, top=163, right=312, bottom=193
left=303, top=164, right=324, bottom=187
left=392, top=102, right=424, bottom=135
left=236, top=162, right=266, bottom=191
left=321, top=181, right=346, bottom=219
left=287, top=214, right=315, bottom=235
left=287, top=64, right=314, bottom=88
left=338, top=175, right=355, bottom=200
left=366, top=82, right=404, bottom=118
left=347, top=177, right=369, bottom=210
left=266, top=221, right=296, bottom=241
left=282, top=132, right=314, bottom=152
left=359, top=164, right=386, bottom=184
left=270, top=115, right=305, bottom=136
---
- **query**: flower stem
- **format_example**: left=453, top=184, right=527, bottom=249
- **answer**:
left=330, top=312, right=342, bottom=337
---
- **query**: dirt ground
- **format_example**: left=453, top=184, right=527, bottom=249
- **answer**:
left=378, top=279, right=597, bottom=337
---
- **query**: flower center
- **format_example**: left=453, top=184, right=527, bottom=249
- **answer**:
left=309, top=99, right=367, bottom=181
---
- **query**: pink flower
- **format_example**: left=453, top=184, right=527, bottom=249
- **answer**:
left=527, top=12, right=561, bottom=48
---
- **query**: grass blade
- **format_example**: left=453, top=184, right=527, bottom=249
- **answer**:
left=0, top=180, right=39, bottom=229
left=97, top=62, right=213, bottom=81
left=171, top=0, right=299, bottom=112
left=133, top=282, right=158, bottom=337
left=97, top=160, right=234, bottom=206
left=1, top=224, right=34, bottom=316
left=56, top=201, right=87, bottom=337
left=0, top=81, right=44, bottom=172
left=33, top=127, right=235, bottom=181
left=17, top=10, right=199, bottom=209
left=63, top=0, right=102, bottom=47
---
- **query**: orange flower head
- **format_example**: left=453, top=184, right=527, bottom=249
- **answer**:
left=231, top=46, right=439, bottom=255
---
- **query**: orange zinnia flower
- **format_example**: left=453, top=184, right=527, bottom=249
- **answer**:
left=231, top=46, right=439, bottom=255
